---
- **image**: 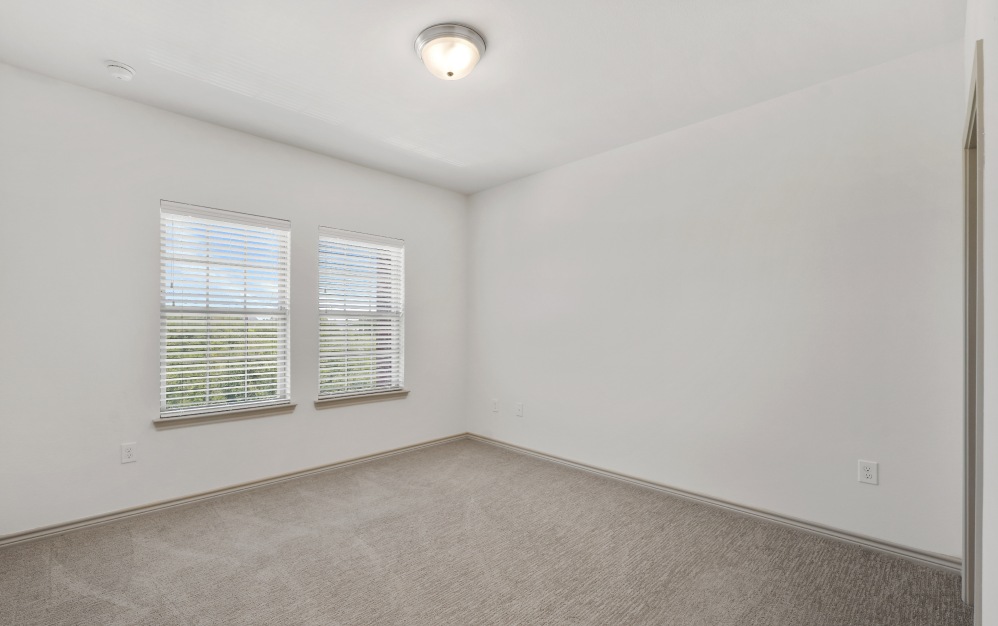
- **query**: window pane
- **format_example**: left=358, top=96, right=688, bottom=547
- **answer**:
left=318, top=228, right=404, bottom=399
left=160, top=202, right=290, bottom=417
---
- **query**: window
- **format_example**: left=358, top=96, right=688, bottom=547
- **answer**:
left=318, top=227, right=404, bottom=399
left=160, top=201, right=291, bottom=418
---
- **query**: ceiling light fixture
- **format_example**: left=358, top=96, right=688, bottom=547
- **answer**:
left=414, top=24, right=485, bottom=80
left=105, top=61, right=135, bottom=81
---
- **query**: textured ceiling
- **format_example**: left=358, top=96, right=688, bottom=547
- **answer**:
left=0, top=0, right=966, bottom=193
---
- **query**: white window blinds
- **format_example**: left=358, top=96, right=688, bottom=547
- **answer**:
left=160, top=201, right=291, bottom=418
left=318, top=227, right=404, bottom=399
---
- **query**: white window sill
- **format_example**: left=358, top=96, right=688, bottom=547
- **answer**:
left=153, top=402, right=297, bottom=428
left=314, top=389, right=409, bottom=408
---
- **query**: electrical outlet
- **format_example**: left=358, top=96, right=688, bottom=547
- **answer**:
left=121, top=442, right=137, bottom=464
left=491, top=398, right=499, bottom=413
left=514, top=402, right=524, bottom=418
left=858, top=460, right=878, bottom=485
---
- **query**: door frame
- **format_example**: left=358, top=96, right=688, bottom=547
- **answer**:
left=964, top=38, right=984, bottom=613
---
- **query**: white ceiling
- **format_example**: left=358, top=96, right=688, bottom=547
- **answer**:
left=0, top=0, right=965, bottom=194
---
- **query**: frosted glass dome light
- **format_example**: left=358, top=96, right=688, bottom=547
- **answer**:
left=415, top=24, right=486, bottom=80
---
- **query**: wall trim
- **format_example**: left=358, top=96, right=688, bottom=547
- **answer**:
left=0, top=431, right=963, bottom=575
left=314, top=389, right=409, bottom=408
left=467, top=434, right=962, bottom=574
left=152, top=402, right=297, bottom=428
left=0, top=433, right=467, bottom=548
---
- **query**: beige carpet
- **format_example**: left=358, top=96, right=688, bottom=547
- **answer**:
left=0, top=439, right=973, bottom=625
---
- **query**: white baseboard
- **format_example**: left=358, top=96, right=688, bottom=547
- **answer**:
left=0, top=431, right=963, bottom=576
left=467, top=434, right=962, bottom=574
left=0, top=433, right=468, bottom=548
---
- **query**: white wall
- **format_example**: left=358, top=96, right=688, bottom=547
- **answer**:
left=965, top=1, right=997, bottom=623
left=0, top=33, right=973, bottom=573
left=0, top=63, right=468, bottom=536
left=466, top=42, right=966, bottom=557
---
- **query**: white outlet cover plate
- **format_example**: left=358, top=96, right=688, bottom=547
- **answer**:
left=858, top=460, right=878, bottom=485
left=514, top=403, right=524, bottom=417
left=121, top=442, right=137, bottom=464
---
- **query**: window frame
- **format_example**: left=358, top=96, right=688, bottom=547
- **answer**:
left=159, top=200, right=292, bottom=420
left=317, top=226, right=405, bottom=402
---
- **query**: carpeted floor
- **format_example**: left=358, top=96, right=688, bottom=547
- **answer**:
left=0, top=439, right=973, bottom=625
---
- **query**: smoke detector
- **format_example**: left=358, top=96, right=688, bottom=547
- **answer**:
left=105, top=61, right=135, bottom=82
